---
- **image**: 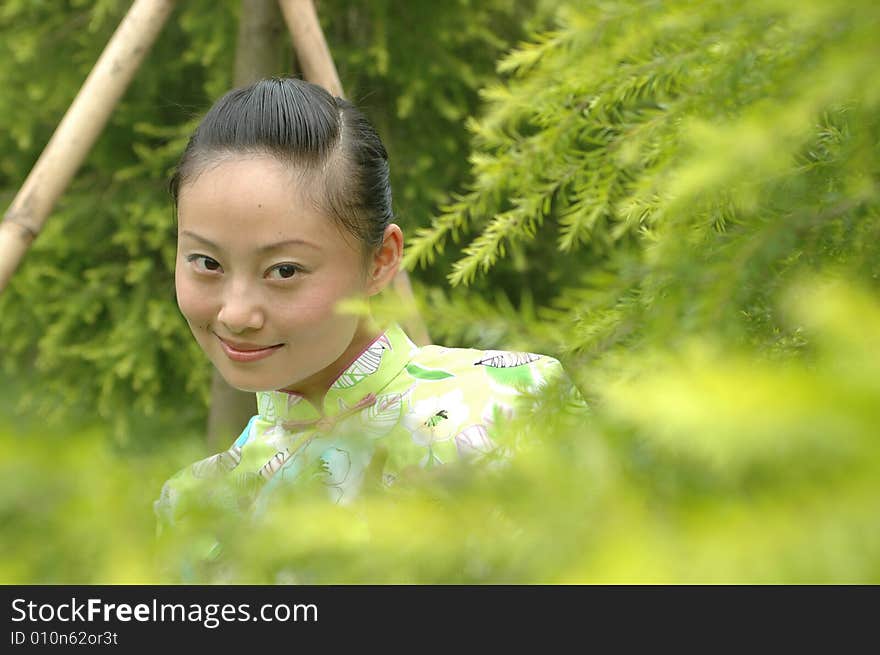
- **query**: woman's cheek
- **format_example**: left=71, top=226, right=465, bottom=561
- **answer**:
left=290, top=286, right=344, bottom=323
left=175, top=273, right=213, bottom=327
left=174, top=261, right=190, bottom=314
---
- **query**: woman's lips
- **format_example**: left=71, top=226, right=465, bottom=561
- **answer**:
left=216, top=335, right=283, bottom=362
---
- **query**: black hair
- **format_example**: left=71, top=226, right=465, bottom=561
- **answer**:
left=169, top=77, right=393, bottom=252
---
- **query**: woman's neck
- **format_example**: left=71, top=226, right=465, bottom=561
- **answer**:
left=282, top=316, right=380, bottom=410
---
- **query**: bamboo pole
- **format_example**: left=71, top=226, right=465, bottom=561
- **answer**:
left=0, top=0, right=177, bottom=296
left=277, top=0, right=343, bottom=97
left=277, top=0, right=431, bottom=345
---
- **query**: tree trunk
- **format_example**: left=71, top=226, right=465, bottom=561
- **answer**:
left=234, top=0, right=286, bottom=86
left=206, top=0, right=286, bottom=450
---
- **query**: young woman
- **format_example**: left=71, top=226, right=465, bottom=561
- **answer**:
left=155, top=78, right=578, bottom=554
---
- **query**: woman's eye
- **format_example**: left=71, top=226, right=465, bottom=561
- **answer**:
left=188, top=255, right=222, bottom=273
left=268, top=263, right=301, bottom=280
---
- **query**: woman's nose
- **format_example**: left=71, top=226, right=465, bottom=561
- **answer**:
left=216, top=280, right=264, bottom=333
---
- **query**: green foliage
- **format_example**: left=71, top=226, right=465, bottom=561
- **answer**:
left=407, top=0, right=880, bottom=369
left=0, top=0, right=238, bottom=438
left=318, top=0, right=544, bottom=270
left=3, top=278, right=878, bottom=583
left=0, top=380, right=206, bottom=583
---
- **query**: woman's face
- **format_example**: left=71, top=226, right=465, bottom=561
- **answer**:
left=175, top=155, right=379, bottom=396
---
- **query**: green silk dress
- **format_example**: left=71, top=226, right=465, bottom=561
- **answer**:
left=154, top=323, right=581, bottom=574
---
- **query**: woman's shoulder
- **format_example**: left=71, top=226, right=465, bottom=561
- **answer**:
left=402, top=341, right=567, bottom=393
left=416, top=342, right=559, bottom=365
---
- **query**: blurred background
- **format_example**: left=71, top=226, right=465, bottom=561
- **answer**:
left=1, top=0, right=878, bottom=583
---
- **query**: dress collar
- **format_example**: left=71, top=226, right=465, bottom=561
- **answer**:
left=255, top=323, right=417, bottom=425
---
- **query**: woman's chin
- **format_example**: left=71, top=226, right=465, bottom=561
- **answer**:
left=216, top=370, right=277, bottom=394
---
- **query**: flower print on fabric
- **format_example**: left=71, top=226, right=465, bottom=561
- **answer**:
left=286, top=393, right=304, bottom=412
left=190, top=445, right=243, bottom=479
left=332, top=334, right=392, bottom=389
left=454, top=424, right=495, bottom=460
left=318, top=447, right=352, bottom=504
left=475, top=351, right=541, bottom=368
left=475, top=350, right=542, bottom=390
left=257, top=392, right=278, bottom=424
left=257, top=426, right=318, bottom=482
left=259, top=449, right=290, bottom=480
left=484, top=400, right=515, bottom=423
left=402, top=389, right=470, bottom=467
left=359, top=387, right=414, bottom=438
left=405, top=363, right=454, bottom=381
left=260, top=425, right=291, bottom=451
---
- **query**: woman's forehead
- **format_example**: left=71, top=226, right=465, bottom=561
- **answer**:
left=178, top=228, right=322, bottom=254
left=176, top=162, right=363, bottom=256
left=179, top=154, right=300, bottom=200
left=180, top=158, right=314, bottom=219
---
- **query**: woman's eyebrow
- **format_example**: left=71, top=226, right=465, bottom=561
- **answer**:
left=180, top=230, right=320, bottom=252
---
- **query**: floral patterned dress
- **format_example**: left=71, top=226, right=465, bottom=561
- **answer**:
left=154, top=323, right=580, bottom=569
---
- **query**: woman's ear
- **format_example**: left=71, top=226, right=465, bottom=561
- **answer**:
left=367, top=224, right=403, bottom=295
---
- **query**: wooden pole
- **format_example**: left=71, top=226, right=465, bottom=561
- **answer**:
left=277, top=0, right=343, bottom=97
left=207, top=0, right=287, bottom=450
left=0, top=0, right=177, bottom=296
left=277, top=0, right=431, bottom=345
